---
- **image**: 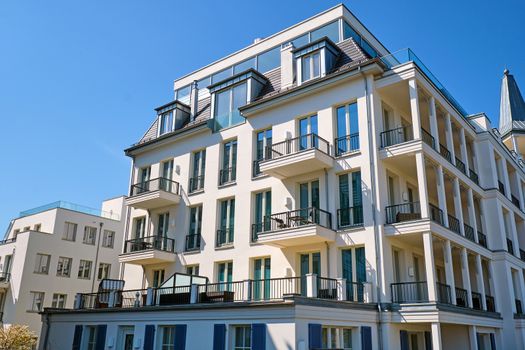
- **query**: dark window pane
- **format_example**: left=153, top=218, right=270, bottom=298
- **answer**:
left=197, top=76, right=211, bottom=89
left=176, top=85, right=190, bottom=100
left=212, top=67, right=232, bottom=84
left=233, top=58, right=256, bottom=74
left=291, top=34, right=309, bottom=48
left=343, top=21, right=361, bottom=43
left=311, top=21, right=339, bottom=42
left=257, top=46, right=280, bottom=72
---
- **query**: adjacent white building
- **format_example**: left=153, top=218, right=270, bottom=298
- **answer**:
left=39, top=4, right=525, bottom=350
left=0, top=197, right=125, bottom=344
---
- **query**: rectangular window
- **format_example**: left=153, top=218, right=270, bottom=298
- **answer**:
left=161, top=160, right=174, bottom=192
left=257, top=46, right=280, bottom=73
left=97, top=263, right=111, bottom=280
left=321, top=327, right=353, bottom=349
left=253, top=257, right=271, bottom=300
left=56, top=257, right=72, bottom=277
left=85, top=326, right=98, bottom=350
left=217, top=198, right=235, bottom=246
left=187, top=205, right=202, bottom=251
left=234, top=57, right=256, bottom=74
left=220, top=140, right=237, bottom=185
left=253, top=190, right=271, bottom=239
left=336, top=102, right=359, bottom=155
left=135, top=166, right=151, bottom=194
left=311, top=20, right=340, bottom=42
left=34, top=253, right=50, bottom=274
left=186, top=265, right=200, bottom=276
left=29, top=291, right=44, bottom=312
left=51, top=293, right=67, bottom=308
left=338, top=172, right=363, bottom=227
left=78, top=260, right=92, bottom=279
left=301, top=51, right=321, bottom=82
left=83, top=226, right=97, bottom=245
left=159, top=111, right=174, bottom=135
left=153, top=269, right=165, bottom=288
left=213, top=83, right=247, bottom=130
left=133, top=217, right=146, bottom=239
left=217, top=261, right=233, bottom=291
left=342, top=247, right=366, bottom=302
left=63, top=222, right=77, bottom=241
left=190, top=149, right=206, bottom=193
left=253, top=129, right=272, bottom=177
left=160, top=326, right=177, bottom=350
left=233, top=325, right=252, bottom=350
left=157, top=213, right=169, bottom=236
left=102, top=230, right=115, bottom=248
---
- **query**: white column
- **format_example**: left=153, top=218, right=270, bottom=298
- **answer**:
left=499, top=157, right=512, bottom=200
left=306, top=274, right=317, bottom=298
left=443, top=240, right=457, bottom=305
left=453, top=178, right=465, bottom=235
left=468, top=326, right=478, bottom=350
left=467, top=188, right=478, bottom=240
left=428, top=96, right=440, bottom=151
left=431, top=322, right=443, bottom=350
left=475, top=255, right=487, bottom=310
left=337, top=278, right=347, bottom=301
left=436, top=165, right=449, bottom=226
left=459, top=128, right=469, bottom=169
left=409, top=79, right=422, bottom=140
left=416, top=152, right=429, bottom=218
left=460, top=248, right=473, bottom=307
left=445, top=113, right=456, bottom=160
left=423, top=232, right=437, bottom=302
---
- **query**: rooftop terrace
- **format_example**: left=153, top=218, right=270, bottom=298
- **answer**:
left=19, top=200, right=120, bottom=221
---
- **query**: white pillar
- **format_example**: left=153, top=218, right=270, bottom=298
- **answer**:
left=146, top=287, right=155, bottom=306
left=443, top=240, right=456, bottom=305
left=467, top=188, right=478, bottom=240
left=475, top=255, right=487, bottom=310
left=337, top=278, right=347, bottom=301
left=423, top=232, right=437, bottom=302
left=460, top=248, right=473, bottom=307
left=453, top=178, right=465, bottom=235
left=242, top=280, right=252, bottom=301
left=459, top=128, right=469, bottom=169
left=429, top=96, right=440, bottom=150
left=445, top=113, right=456, bottom=160
left=431, top=322, right=442, bottom=350
left=416, top=152, right=429, bottom=218
left=409, top=79, right=422, bottom=140
left=306, top=274, right=317, bottom=298
left=468, top=325, right=478, bottom=350
left=436, top=165, right=449, bottom=226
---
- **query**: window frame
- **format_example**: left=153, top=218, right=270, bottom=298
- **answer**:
left=83, top=226, right=97, bottom=245
left=51, top=293, right=67, bottom=308
left=63, top=222, right=77, bottom=241
left=102, top=230, right=115, bottom=248
left=232, top=325, right=252, bottom=350
left=77, top=260, right=92, bottom=280
left=56, top=256, right=72, bottom=277
left=34, top=253, right=51, bottom=274
left=29, top=291, right=44, bottom=312
left=97, top=263, right=111, bottom=280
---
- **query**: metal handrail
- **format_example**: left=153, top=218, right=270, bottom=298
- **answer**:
left=257, top=207, right=333, bottom=234
left=266, top=133, right=332, bottom=159
left=130, top=177, right=180, bottom=196
left=335, top=133, right=359, bottom=156
left=123, top=236, right=175, bottom=253
left=380, top=126, right=413, bottom=148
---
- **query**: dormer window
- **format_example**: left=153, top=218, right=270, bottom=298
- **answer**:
left=294, top=37, right=341, bottom=86
left=159, top=111, right=174, bottom=135
left=301, top=51, right=321, bottom=82
left=155, top=101, right=190, bottom=137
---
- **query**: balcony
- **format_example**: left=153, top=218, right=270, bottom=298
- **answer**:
left=507, top=237, right=515, bottom=255
left=216, top=228, right=234, bottom=247
left=439, top=144, right=453, bottom=164
left=429, top=204, right=444, bottom=226
left=391, top=281, right=428, bottom=303
left=421, top=128, right=435, bottom=149
left=119, top=236, right=176, bottom=265
left=454, top=157, right=467, bottom=175
left=455, top=287, right=468, bottom=307
left=184, top=234, right=201, bottom=252
left=447, top=214, right=461, bottom=235
left=486, top=295, right=496, bottom=312
left=255, top=207, right=335, bottom=247
left=188, top=175, right=204, bottom=193
left=219, top=167, right=236, bottom=186
left=126, top=177, right=180, bottom=210
left=337, top=206, right=363, bottom=229
left=385, top=202, right=421, bottom=224
left=478, top=231, right=487, bottom=248
left=334, top=133, right=359, bottom=156
left=380, top=126, right=413, bottom=148
left=469, top=169, right=479, bottom=185
left=511, top=194, right=521, bottom=209
left=498, top=181, right=506, bottom=196
left=258, top=133, right=333, bottom=179
left=463, top=223, right=475, bottom=243
left=0, top=273, right=11, bottom=289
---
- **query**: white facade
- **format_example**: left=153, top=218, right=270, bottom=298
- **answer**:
left=0, top=197, right=125, bottom=343
left=40, top=4, right=525, bottom=350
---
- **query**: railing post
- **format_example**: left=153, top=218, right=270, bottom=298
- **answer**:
left=146, top=287, right=155, bottom=306
left=364, top=283, right=373, bottom=303
left=190, top=284, right=199, bottom=304
left=337, top=278, right=346, bottom=301
left=74, top=293, right=83, bottom=309
left=243, top=280, right=252, bottom=301
left=306, top=274, right=317, bottom=298
left=108, top=291, right=116, bottom=307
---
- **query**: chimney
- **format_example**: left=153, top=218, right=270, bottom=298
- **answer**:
left=190, top=80, right=199, bottom=120
left=253, top=37, right=264, bottom=44
left=280, top=42, right=295, bottom=89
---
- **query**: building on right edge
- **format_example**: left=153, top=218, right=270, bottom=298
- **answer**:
left=40, top=4, right=525, bottom=350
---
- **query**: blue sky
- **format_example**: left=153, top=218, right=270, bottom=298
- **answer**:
left=0, top=0, right=524, bottom=229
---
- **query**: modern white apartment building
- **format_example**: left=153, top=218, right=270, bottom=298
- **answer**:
left=0, top=197, right=125, bottom=344
left=39, top=4, right=525, bottom=350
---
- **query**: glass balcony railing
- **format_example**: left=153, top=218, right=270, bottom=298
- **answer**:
left=380, top=49, right=468, bottom=117
left=208, top=110, right=245, bottom=132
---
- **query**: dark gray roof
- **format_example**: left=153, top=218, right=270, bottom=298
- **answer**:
left=499, top=69, right=525, bottom=135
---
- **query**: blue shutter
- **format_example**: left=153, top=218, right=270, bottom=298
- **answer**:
left=424, top=331, right=432, bottom=350
left=490, top=333, right=496, bottom=350
left=252, top=324, right=266, bottom=350
left=308, top=323, right=322, bottom=350
left=361, top=326, right=372, bottom=350
left=72, top=325, right=82, bottom=350
left=213, top=324, right=226, bottom=350
left=400, top=330, right=409, bottom=350
left=95, top=325, right=107, bottom=350
left=144, top=325, right=156, bottom=350
left=174, top=325, right=187, bottom=350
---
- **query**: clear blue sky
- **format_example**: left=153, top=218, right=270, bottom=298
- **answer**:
left=0, top=0, right=523, bottom=230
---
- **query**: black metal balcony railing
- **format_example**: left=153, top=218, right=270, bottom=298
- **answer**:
left=471, top=291, right=482, bottom=310
left=469, top=169, right=479, bottom=185
left=216, top=227, right=234, bottom=247
left=123, top=236, right=175, bottom=253
left=512, top=194, right=521, bottom=209
left=455, top=157, right=466, bottom=175
left=439, top=144, right=453, bottom=164
left=478, top=231, right=487, bottom=248
left=317, top=277, right=339, bottom=300
left=385, top=202, right=421, bottom=224
left=188, top=175, right=205, bottom=193
left=464, top=224, right=475, bottom=242
left=520, top=249, right=525, bottom=262
left=486, top=295, right=496, bottom=312
left=256, top=207, right=333, bottom=234
left=391, top=281, right=428, bottom=303
left=429, top=204, right=444, bottom=226
left=337, top=206, right=363, bottom=228
left=516, top=299, right=523, bottom=315
left=252, top=160, right=262, bottom=177
left=498, top=180, right=506, bottom=196
left=129, top=177, right=180, bottom=197
left=219, top=167, right=236, bottom=185
left=421, top=128, right=435, bottom=149
left=447, top=215, right=461, bottom=235
left=507, top=237, right=515, bottom=255
left=346, top=281, right=365, bottom=302
left=250, top=277, right=303, bottom=301
left=0, top=272, right=10, bottom=283
left=335, top=133, right=359, bottom=156
left=455, top=287, right=468, bottom=307
left=380, top=126, right=413, bottom=148
left=436, top=282, right=452, bottom=304
left=185, top=234, right=201, bottom=252
left=266, top=133, right=331, bottom=159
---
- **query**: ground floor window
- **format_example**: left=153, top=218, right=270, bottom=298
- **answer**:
left=322, top=326, right=352, bottom=349
left=160, top=326, right=176, bottom=350
left=51, top=293, right=67, bottom=308
left=85, top=326, right=97, bottom=350
left=233, top=325, right=251, bottom=350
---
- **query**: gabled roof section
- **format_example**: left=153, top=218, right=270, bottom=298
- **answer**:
left=499, top=69, right=525, bottom=135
